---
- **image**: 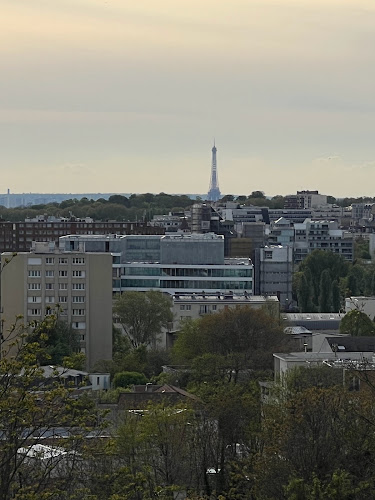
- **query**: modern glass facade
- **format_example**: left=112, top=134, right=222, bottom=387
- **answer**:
left=121, top=264, right=253, bottom=292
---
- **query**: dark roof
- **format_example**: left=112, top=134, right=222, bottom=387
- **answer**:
left=326, top=337, right=375, bottom=352
left=155, top=384, right=200, bottom=401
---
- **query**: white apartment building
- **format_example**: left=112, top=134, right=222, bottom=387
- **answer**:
left=1, top=242, right=113, bottom=369
left=294, top=219, right=353, bottom=264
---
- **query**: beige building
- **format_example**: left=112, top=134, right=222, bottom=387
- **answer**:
left=164, top=293, right=279, bottom=348
left=0, top=242, right=112, bottom=369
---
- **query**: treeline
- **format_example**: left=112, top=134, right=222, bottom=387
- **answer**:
left=294, top=243, right=375, bottom=313
left=0, top=193, right=194, bottom=222
left=4, top=302, right=375, bottom=498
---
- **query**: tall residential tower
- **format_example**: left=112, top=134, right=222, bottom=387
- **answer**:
left=207, top=141, right=221, bottom=202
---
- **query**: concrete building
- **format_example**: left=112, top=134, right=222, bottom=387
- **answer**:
left=60, top=233, right=253, bottom=296
left=293, top=219, right=354, bottom=263
left=0, top=242, right=113, bottom=369
left=172, top=292, right=279, bottom=326
left=254, top=246, right=293, bottom=308
left=166, top=292, right=279, bottom=347
left=268, top=218, right=294, bottom=246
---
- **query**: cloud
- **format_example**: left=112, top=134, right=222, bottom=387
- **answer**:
left=348, top=160, right=375, bottom=171
left=313, top=155, right=342, bottom=164
left=61, top=163, right=92, bottom=175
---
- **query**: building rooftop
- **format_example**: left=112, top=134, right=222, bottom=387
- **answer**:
left=173, top=293, right=278, bottom=303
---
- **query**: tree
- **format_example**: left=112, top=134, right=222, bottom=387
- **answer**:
left=29, top=318, right=81, bottom=366
left=249, top=191, right=265, bottom=199
left=0, top=316, right=102, bottom=499
left=114, top=291, right=173, bottom=349
left=340, top=309, right=375, bottom=336
left=113, top=371, right=148, bottom=388
left=172, top=307, right=290, bottom=377
left=255, top=384, right=375, bottom=499
left=318, top=269, right=332, bottom=312
left=332, top=280, right=341, bottom=312
left=296, top=273, right=313, bottom=312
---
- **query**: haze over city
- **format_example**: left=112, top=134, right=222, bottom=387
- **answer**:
left=2, top=0, right=375, bottom=197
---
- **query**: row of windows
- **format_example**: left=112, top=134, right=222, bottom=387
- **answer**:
left=28, top=270, right=85, bottom=278
left=123, top=267, right=252, bottom=278
left=29, top=308, right=85, bottom=316
left=28, top=296, right=85, bottom=304
left=29, top=257, right=85, bottom=265
left=121, top=279, right=253, bottom=290
left=28, top=283, right=85, bottom=290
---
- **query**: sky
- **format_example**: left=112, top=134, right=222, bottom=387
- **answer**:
left=2, top=0, right=375, bottom=198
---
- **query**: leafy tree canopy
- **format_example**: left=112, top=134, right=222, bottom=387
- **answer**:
left=340, top=309, right=375, bottom=336
left=114, top=291, right=173, bottom=349
left=172, top=307, right=290, bottom=377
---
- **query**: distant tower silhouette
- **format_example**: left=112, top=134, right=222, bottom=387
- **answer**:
left=207, top=141, right=221, bottom=201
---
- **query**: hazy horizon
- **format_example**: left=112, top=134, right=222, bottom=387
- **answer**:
left=2, top=1, right=375, bottom=197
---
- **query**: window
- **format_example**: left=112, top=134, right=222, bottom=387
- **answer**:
left=45, top=257, right=55, bottom=264
left=58, top=296, right=67, bottom=303
left=59, top=258, right=68, bottom=265
left=45, top=270, right=54, bottom=277
left=59, top=270, right=68, bottom=277
left=28, top=258, right=42, bottom=265
left=264, top=251, right=273, bottom=259
left=186, top=305, right=191, bottom=310
left=180, top=305, right=185, bottom=310
left=212, top=305, right=217, bottom=311
left=28, top=283, right=41, bottom=290
left=72, top=309, right=85, bottom=316
left=28, top=270, right=41, bottom=278
left=72, top=296, right=85, bottom=303
left=72, top=257, right=85, bottom=264
left=45, top=296, right=55, bottom=303
left=28, top=296, right=41, bottom=303
left=59, top=283, right=68, bottom=290
left=72, top=270, right=85, bottom=278
left=45, top=283, right=54, bottom=290
left=28, top=309, right=41, bottom=316
left=72, top=322, right=86, bottom=329
left=72, top=283, right=85, bottom=290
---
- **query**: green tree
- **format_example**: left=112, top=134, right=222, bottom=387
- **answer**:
left=297, top=273, right=313, bottom=312
left=332, top=280, right=341, bottom=312
left=173, top=307, right=289, bottom=377
left=114, top=291, right=173, bottom=349
left=249, top=191, right=265, bottom=199
left=318, top=269, right=332, bottom=312
left=0, top=317, right=102, bottom=499
left=339, top=309, right=375, bottom=336
left=113, top=371, right=148, bottom=388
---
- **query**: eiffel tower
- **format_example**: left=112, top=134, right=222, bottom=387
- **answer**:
left=207, top=141, right=221, bottom=202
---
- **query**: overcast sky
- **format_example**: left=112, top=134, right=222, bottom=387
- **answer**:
left=2, top=0, right=375, bottom=197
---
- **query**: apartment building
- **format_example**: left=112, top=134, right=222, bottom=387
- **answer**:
left=0, top=242, right=113, bottom=369
left=0, top=216, right=163, bottom=253
left=294, top=219, right=353, bottom=264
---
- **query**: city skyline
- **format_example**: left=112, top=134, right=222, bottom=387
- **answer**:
left=2, top=0, right=375, bottom=197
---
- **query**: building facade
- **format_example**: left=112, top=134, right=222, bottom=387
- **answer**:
left=254, top=245, right=293, bottom=308
left=0, top=217, right=163, bottom=253
left=1, top=242, right=113, bottom=368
